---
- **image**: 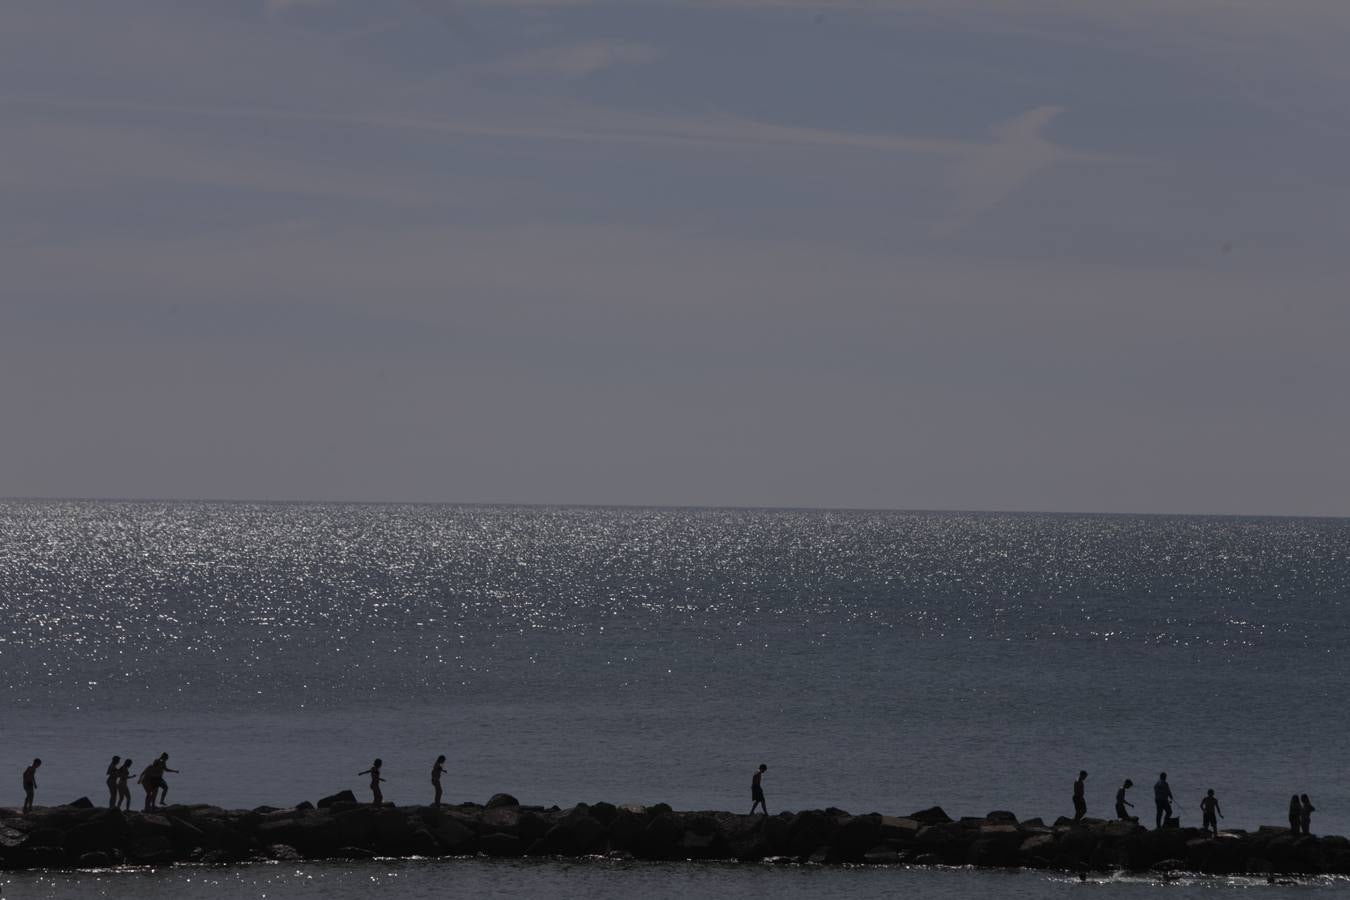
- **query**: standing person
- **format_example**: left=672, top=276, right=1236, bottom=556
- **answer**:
left=1200, top=789, right=1223, bottom=835
left=21, top=758, right=41, bottom=814
left=155, top=753, right=179, bottom=806
left=1153, top=773, right=1175, bottom=829
left=358, top=759, right=386, bottom=806
left=431, top=755, right=446, bottom=807
left=1115, top=779, right=1135, bottom=820
left=1288, top=795, right=1301, bottom=833
left=750, top=764, right=768, bottom=816
left=116, top=759, right=133, bottom=811
left=1072, top=771, right=1088, bottom=821
left=105, top=756, right=121, bottom=809
left=1299, top=794, right=1315, bottom=835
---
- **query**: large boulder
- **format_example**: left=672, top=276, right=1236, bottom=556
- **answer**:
left=478, top=832, right=523, bottom=857
left=832, top=816, right=882, bottom=863
left=486, top=794, right=520, bottom=809
left=317, top=791, right=357, bottom=810
left=64, top=810, right=130, bottom=854
left=908, top=807, right=953, bottom=825
left=432, top=816, right=476, bottom=854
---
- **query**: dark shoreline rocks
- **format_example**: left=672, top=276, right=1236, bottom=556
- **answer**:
left=3, top=799, right=1349, bottom=877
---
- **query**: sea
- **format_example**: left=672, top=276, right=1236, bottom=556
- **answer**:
left=2, top=500, right=1348, bottom=898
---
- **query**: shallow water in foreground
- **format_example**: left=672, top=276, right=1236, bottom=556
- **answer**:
left=4, top=858, right=1347, bottom=900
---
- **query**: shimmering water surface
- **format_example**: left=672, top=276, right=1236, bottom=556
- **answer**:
left=3, top=501, right=1349, bottom=898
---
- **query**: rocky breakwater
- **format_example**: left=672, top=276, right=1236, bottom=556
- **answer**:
left=4, top=795, right=1350, bottom=877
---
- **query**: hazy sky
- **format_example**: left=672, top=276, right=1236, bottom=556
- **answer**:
left=3, top=1, right=1348, bottom=515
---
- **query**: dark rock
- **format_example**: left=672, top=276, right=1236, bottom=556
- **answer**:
left=295, top=801, right=315, bottom=811
left=589, top=802, right=618, bottom=826
left=336, top=846, right=375, bottom=860
left=833, top=816, right=882, bottom=863
left=986, top=811, right=1018, bottom=825
left=65, top=810, right=130, bottom=854
left=479, top=832, right=523, bottom=857
left=267, top=844, right=304, bottom=861
left=317, top=791, right=357, bottom=810
left=639, top=813, right=683, bottom=860
left=66, top=797, right=95, bottom=809
left=126, top=835, right=176, bottom=864
left=78, top=850, right=115, bottom=867
left=481, top=806, right=520, bottom=834
left=785, top=810, right=837, bottom=857
left=863, top=845, right=899, bottom=864
left=21, top=845, right=69, bottom=867
left=432, top=816, right=476, bottom=854
left=486, top=794, right=520, bottom=810
left=967, top=833, right=1022, bottom=867
left=606, top=809, right=647, bottom=852
left=909, top=806, right=952, bottom=825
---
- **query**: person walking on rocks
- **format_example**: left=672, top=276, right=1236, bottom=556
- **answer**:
left=750, top=764, right=768, bottom=816
left=105, top=755, right=121, bottom=808
left=1200, top=789, right=1223, bottom=835
left=1115, top=779, right=1135, bottom=820
left=155, top=753, right=179, bottom=806
left=431, top=755, right=446, bottom=807
left=116, top=759, right=133, bottom=811
left=358, top=759, right=386, bottom=806
left=21, top=758, right=41, bottom=814
left=1072, top=771, right=1088, bottom=821
left=1288, top=795, right=1301, bottom=833
left=1300, top=794, right=1315, bottom=835
left=1153, top=773, right=1174, bottom=829
left=138, top=758, right=164, bottom=811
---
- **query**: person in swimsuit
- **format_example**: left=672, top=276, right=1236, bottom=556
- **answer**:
left=431, top=755, right=446, bottom=807
left=116, top=759, right=133, bottom=810
left=1200, top=789, right=1223, bottom=835
left=1072, top=771, right=1088, bottom=821
left=750, top=764, right=768, bottom=816
left=358, top=759, right=386, bottom=806
left=1300, top=794, right=1315, bottom=835
left=106, top=756, right=121, bottom=808
left=22, top=758, right=41, bottom=814
left=1114, top=779, right=1134, bottom=820
left=155, top=753, right=179, bottom=806
left=1288, top=795, right=1301, bottom=833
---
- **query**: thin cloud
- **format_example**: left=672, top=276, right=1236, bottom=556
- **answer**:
left=475, top=41, right=662, bottom=80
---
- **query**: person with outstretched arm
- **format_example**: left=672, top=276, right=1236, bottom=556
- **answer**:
left=358, top=759, right=386, bottom=806
left=156, top=753, right=180, bottom=806
left=750, top=764, right=769, bottom=816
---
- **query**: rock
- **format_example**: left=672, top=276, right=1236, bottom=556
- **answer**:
left=21, top=845, right=69, bottom=867
left=833, top=816, right=882, bottom=862
left=486, top=794, right=520, bottom=809
left=481, top=806, right=520, bottom=833
left=295, top=801, right=315, bottom=811
left=126, top=835, right=176, bottom=864
left=65, top=810, right=130, bottom=854
left=606, top=809, right=647, bottom=852
left=639, top=812, right=683, bottom=860
left=336, top=846, right=374, bottom=859
left=317, top=791, right=357, bottom=809
left=589, top=802, right=618, bottom=826
left=967, top=833, right=1022, bottom=867
left=479, top=832, right=523, bottom=857
left=908, top=806, right=952, bottom=825
left=864, top=845, right=900, bottom=864
left=433, top=816, right=477, bottom=854
left=267, top=844, right=304, bottom=861
left=66, top=797, right=95, bottom=809
left=879, top=816, right=920, bottom=840
left=986, top=811, right=1018, bottom=825
left=785, top=810, right=837, bottom=857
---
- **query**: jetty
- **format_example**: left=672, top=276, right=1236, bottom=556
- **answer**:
left=4, top=794, right=1349, bottom=876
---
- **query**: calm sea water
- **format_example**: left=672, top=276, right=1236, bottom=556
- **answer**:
left=3, top=501, right=1348, bottom=898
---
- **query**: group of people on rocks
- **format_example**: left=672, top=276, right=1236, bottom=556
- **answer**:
left=11, top=756, right=1319, bottom=837
left=1074, top=770, right=1315, bottom=836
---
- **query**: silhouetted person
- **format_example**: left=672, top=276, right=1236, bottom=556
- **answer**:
left=116, top=759, right=133, bottom=811
left=1072, top=771, right=1088, bottom=821
left=106, top=756, right=121, bottom=808
left=1115, top=779, right=1135, bottom=820
left=1200, top=789, right=1223, bottom=835
left=431, top=755, right=446, bottom=807
left=1153, top=773, right=1174, bottom=829
left=155, top=753, right=179, bottom=805
left=1288, top=795, right=1301, bottom=833
left=358, top=759, right=386, bottom=805
left=750, top=764, right=768, bottom=815
left=21, top=758, right=41, bottom=814
left=139, top=758, right=165, bottom=811
left=1300, top=794, right=1315, bottom=835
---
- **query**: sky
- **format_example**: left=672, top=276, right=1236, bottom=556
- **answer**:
left=2, top=0, right=1348, bottom=515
